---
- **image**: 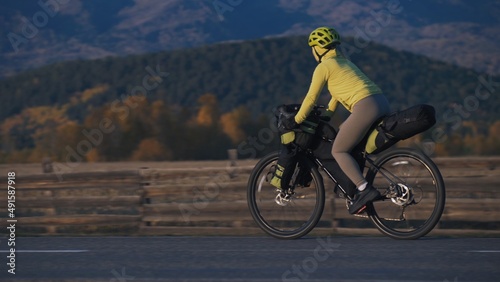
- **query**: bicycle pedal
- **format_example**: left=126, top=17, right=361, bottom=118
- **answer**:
left=356, top=205, right=367, bottom=214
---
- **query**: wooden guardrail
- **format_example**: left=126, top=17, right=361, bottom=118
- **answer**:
left=0, top=157, right=499, bottom=236
left=0, top=171, right=142, bottom=235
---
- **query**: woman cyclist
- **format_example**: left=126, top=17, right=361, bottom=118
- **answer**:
left=283, top=27, right=391, bottom=214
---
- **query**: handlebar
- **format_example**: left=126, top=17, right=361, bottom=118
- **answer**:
left=274, top=104, right=330, bottom=134
left=273, top=104, right=329, bottom=123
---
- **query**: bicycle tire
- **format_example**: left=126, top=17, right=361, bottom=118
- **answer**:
left=365, top=148, right=446, bottom=240
left=247, top=151, right=325, bottom=239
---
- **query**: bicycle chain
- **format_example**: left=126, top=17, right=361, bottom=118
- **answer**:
left=344, top=199, right=406, bottom=221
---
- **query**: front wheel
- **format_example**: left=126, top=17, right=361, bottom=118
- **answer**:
left=247, top=151, right=325, bottom=239
left=365, top=148, right=446, bottom=239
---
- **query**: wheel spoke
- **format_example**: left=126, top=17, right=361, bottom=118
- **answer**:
left=367, top=149, right=445, bottom=239
left=247, top=152, right=325, bottom=239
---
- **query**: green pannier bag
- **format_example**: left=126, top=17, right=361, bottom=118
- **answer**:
left=270, top=104, right=321, bottom=190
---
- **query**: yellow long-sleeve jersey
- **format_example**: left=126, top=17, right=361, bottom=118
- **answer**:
left=294, top=49, right=382, bottom=123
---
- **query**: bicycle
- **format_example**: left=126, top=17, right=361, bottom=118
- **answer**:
left=247, top=105, right=446, bottom=240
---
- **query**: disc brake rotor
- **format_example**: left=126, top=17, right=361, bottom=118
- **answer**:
left=391, top=183, right=414, bottom=206
left=275, top=190, right=293, bottom=206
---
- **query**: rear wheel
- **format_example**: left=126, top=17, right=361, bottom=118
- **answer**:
left=247, top=151, right=325, bottom=239
left=366, top=148, right=446, bottom=239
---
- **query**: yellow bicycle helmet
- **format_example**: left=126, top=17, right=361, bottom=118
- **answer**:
left=308, top=27, right=341, bottom=48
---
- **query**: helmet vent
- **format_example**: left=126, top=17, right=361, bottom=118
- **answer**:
left=308, top=27, right=341, bottom=48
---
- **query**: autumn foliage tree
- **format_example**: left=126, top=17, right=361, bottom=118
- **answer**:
left=130, top=138, right=172, bottom=161
left=1, top=90, right=499, bottom=163
left=220, top=106, right=250, bottom=144
left=195, top=94, right=219, bottom=127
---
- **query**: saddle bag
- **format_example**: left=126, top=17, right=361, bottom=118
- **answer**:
left=365, top=104, right=436, bottom=154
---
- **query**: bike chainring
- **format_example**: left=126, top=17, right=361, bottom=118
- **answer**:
left=345, top=200, right=369, bottom=218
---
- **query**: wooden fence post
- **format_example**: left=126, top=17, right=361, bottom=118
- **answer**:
left=139, top=167, right=150, bottom=228
left=227, top=149, right=238, bottom=179
left=42, top=157, right=53, bottom=173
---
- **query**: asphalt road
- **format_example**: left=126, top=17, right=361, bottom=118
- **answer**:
left=0, top=236, right=499, bottom=281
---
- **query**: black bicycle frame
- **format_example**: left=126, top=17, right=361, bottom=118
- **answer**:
left=312, top=157, right=353, bottom=200
left=309, top=152, right=403, bottom=202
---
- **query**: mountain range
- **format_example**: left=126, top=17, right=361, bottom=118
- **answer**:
left=1, top=0, right=499, bottom=78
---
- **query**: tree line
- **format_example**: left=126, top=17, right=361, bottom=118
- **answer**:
left=0, top=94, right=280, bottom=163
left=1, top=35, right=499, bottom=162
left=1, top=92, right=499, bottom=164
left=1, top=35, right=499, bottom=123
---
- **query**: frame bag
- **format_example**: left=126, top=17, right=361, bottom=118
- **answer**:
left=311, top=122, right=364, bottom=198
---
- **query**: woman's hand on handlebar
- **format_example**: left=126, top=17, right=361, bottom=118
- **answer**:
left=319, top=108, right=334, bottom=122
